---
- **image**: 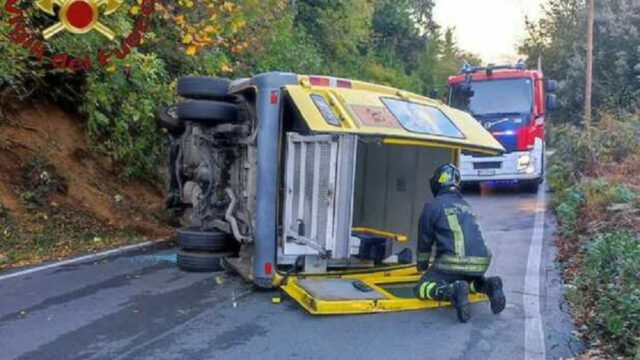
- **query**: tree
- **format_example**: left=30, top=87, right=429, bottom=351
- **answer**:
left=520, top=0, right=640, bottom=123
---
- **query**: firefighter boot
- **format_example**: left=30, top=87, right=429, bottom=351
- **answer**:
left=439, top=281, right=470, bottom=323
left=485, top=277, right=506, bottom=314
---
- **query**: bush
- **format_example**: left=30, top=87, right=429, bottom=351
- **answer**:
left=569, top=231, right=640, bottom=357
left=550, top=113, right=640, bottom=357
left=547, top=115, right=640, bottom=194
left=555, top=186, right=584, bottom=237
left=83, top=53, right=173, bottom=181
left=0, top=204, right=20, bottom=263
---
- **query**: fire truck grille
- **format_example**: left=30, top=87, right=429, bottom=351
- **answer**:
left=473, top=161, right=502, bottom=170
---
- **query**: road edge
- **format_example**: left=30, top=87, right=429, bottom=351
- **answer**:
left=0, top=238, right=170, bottom=282
left=524, top=185, right=547, bottom=359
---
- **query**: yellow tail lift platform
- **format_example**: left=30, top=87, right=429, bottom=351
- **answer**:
left=279, top=265, right=488, bottom=315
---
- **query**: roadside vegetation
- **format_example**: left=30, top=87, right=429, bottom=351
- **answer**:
left=521, top=0, right=640, bottom=357
left=548, top=121, right=640, bottom=358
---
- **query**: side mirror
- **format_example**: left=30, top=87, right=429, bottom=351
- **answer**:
left=546, top=79, right=558, bottom=93
left=428, top=88, right=439, bottom=99
left=546, top=94, right=558, bottom=111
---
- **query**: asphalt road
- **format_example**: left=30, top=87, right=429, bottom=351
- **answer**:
left=0, top=185, right=582, bottom=360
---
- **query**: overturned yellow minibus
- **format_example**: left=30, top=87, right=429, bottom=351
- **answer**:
left=156, top=72, right=504, bottom=314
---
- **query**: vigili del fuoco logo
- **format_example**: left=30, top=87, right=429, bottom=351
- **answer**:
left=3, top=0, right=156, bottom=71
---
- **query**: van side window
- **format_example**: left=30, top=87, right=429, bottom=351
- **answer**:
left=381, top=98, right=465, bottom=139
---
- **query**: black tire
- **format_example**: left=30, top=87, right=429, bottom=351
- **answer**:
left=177, top=249, right=232, bottom=272
left=177, top=100, right=239, bottom=125
left=461, top=182, right=481, bottom=193
left=519, top=180, right=540, bottom=193
left=177, top=226, right=237, bottom=252
left=178, top=77, right=231, bottom=100
left=155, top=105, right=184, bottom=135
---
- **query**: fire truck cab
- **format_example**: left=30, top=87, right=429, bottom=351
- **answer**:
left=447, top=62, right=557, bottom=192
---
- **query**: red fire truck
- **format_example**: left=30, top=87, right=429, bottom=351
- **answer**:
left=447, top=62, right=557, bottom=192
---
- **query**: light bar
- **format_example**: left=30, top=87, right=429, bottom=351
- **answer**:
left=308, top=76, right=352, bottom=88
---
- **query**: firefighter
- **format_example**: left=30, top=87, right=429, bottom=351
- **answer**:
left=414, top=163, right=506, bottom=323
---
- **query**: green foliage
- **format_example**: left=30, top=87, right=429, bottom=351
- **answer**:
left=569, top=231, right=640, bottom=357
left=0, top=0, right=476, bottom=181
left=0, top=204, right=20, bottom=262
left=547, top=117, right=640, bottom=195
left=546, top=124, right=593, bottom=194
left=548, top=114, right=640, bottom=357
left=84, top=52, right=172, bottom=180
left=555, top=186, right=584, bottom=238
left=295, top=0, right=374, bottom=66
left=520, top=0, right=640, bottom=124
left=239, top=11, right=324, bottom=74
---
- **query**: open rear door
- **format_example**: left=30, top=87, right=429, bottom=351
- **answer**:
left=279, top=78, right=496, bottom=315
left=280, top=266, right=487, bottom=315
left=285, top=83, right=504, bottom=154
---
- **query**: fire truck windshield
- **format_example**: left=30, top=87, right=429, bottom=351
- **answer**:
left=449, top=78, right=533, bottom=116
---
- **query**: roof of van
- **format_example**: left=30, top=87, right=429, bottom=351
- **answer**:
left=229, top=73, right=505, bottom=154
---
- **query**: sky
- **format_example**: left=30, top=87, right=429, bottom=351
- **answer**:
left=433, top=0, right=545, bottom=64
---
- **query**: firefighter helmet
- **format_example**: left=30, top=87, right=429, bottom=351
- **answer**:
left=430, top=163, right=461, bottom=196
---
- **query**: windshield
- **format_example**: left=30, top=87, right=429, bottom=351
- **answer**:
left=449, top=78, right=533, bottom=116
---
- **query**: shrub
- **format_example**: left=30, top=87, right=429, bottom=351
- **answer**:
left=570, top=231, right=640, bottom=357
left=555, top=186, right=584, bottom=238
left=547, top=116, right=640, bottom=196
left=83, top=52, right=173, bottom=181
left=0, top=204, right=20, bottom=263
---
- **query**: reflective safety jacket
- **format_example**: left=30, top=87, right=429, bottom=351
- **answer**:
left=417, top=189, right=491, bottom=276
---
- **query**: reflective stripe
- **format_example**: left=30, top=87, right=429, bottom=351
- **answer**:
left=418, top=282, right=438, bottom=299
left=417, top=252, right=431, bottom=261
left=419, top=282, right=428, bottom=299
left=436, top=254, right=490, bottom=273
left=439, top=254, right=491, bottom=265
left=436, top=262, right=488, bottom=274
left=447, top=214, right=465, bottom=257
left=425, top=282, right=437, bottom=300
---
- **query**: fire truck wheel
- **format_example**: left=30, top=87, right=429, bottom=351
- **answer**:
left=177, top=249, right=233, bottom=272
left=461, top=182, right=480, bottom=193
left=177, top=226, right=237, bottom=252
left=177, top=100, right=239, bottom=124
left=519, top=180, right=540, bottom=193
left=178, top=76, right=232, bottom=100
left=155, top=105, right=184, bottom=135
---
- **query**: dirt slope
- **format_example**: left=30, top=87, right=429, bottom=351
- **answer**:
left=0, top=104, right=172, bottom=269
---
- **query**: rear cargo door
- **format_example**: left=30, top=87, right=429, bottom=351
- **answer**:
left=282, top=133, right=357, bottom=258
left=285, top=85, right=505, bottom=154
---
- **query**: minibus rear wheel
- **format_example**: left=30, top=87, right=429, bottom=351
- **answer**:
left=519, top=180, right=540, bottom=193
left=177, top=249, right=233, bottom=272
left=177, top=226, right=237, bottom=252
left=177, top=100, right=239, bottom=124
left=178, top=76, right=232, bottom=100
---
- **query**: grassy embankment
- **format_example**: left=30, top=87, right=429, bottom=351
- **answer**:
left=548, top=116, right=640, bottom=358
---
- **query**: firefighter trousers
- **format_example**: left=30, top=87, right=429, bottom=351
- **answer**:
left=413, top=268, right=488, bottom=301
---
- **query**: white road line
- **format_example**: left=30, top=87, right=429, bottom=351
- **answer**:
left=524, top=186, right=547, bottom=359
left=0, top=238, right=167, bottom=282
